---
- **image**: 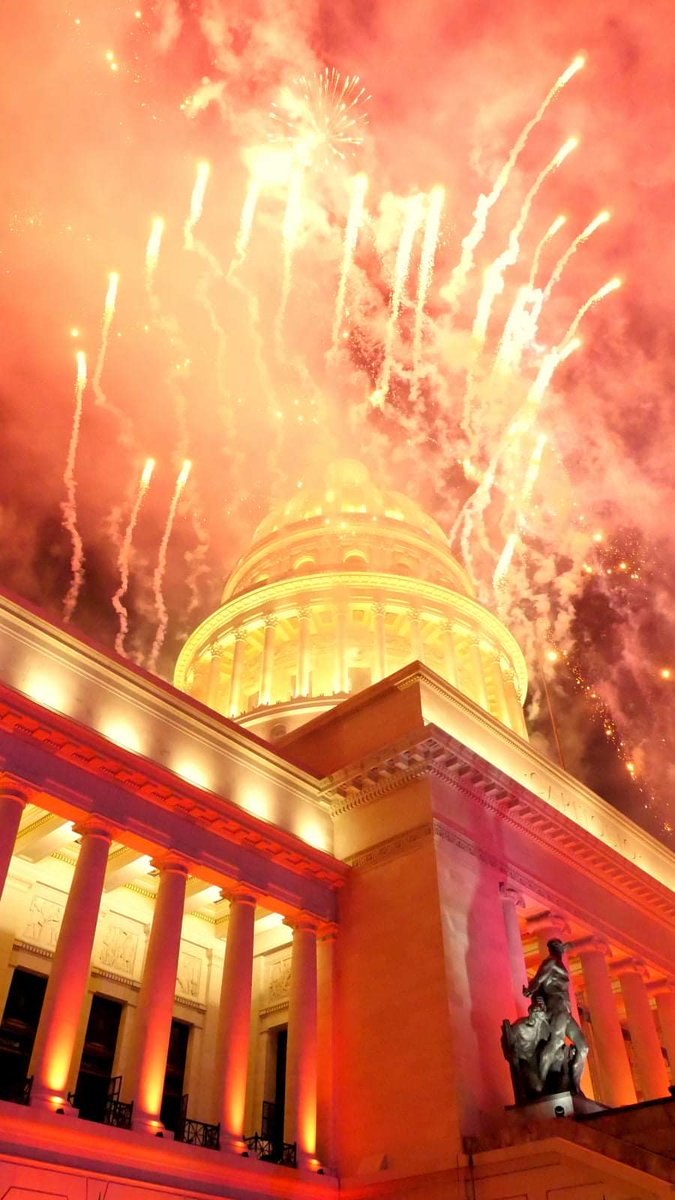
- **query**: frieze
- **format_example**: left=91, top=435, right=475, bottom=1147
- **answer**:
left=21, top=889, right=65, bottom=951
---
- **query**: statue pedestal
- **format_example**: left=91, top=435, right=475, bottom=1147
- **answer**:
left=506, top=1090, right=608, bottom=1122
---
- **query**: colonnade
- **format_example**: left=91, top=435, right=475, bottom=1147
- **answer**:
left=0, top=782, right=326, bottom=1169
left=500, top=885, right=673, bottom=1105
left=196, top=601, right=526, bottom=733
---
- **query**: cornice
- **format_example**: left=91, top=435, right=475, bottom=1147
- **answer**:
left=174, top=571, right=528, bottom=697
left=324, top=724, right=675, bottom=934
left=0, top=685, right=349, bottom=897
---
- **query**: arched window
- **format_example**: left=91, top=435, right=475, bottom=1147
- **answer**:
left=344, top=551, right=367, bottom=570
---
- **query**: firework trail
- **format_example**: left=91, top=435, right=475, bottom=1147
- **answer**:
left=62, top=351, right=88, bottom=623
left=527, top=214, right=566, bottom=291
left=147, top=459, right=192, bottom=672
left=539, top=211, right=611, bottom=312
left=112, top=457, right=155, bottom=656
left=493, top=286, right=533, bottom=374
left=92, top=271, right=119, bottom=407
left=442, top=55, right=585, bottom=309
left=371, top=193, right=426, bottom=406
left=329, top=172, right=369, bottom=358
left=411, top=186, right=445, bottom=400
left=560, top=276, right=621, bottom=348
left=183, top=161, right=210, bottom=251
left=270, top=68, right=370, bottom=165
left=493, top=433, right=547, bottom=590
left=228, top=177, right=261, bottom=278
left=145, top=216, right=165, bottom=299
left=274, top=166, right=304, bottom=352
left=472, top=138, right=578, bottom=348
left=183, top=162, right=230, bottom=400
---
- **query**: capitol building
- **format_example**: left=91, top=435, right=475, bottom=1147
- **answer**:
left=0, top=459, right=674, bottom=1199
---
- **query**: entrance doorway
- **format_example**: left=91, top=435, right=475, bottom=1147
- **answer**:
left=262, top=1025, right=287, bottom=1148
left=0, top=968, right=47, bottom=1100
left=73, top=995, right=123, bottom=1121
left=160, top=1018, right=190, bottom=1134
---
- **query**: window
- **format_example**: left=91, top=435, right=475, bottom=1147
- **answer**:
left=0, top=968, right=47, bottom=1101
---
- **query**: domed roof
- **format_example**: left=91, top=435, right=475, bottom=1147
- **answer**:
left=251, top=460, right=449, bottom=546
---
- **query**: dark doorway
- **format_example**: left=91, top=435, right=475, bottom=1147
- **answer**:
left=160, top=1019, right=190, bottom=1134
left=73, top=995, right=123, bottom=1121
left=0, top=968, right=47, bottom=1101
left=261, top=1025, right=287, bottom=1150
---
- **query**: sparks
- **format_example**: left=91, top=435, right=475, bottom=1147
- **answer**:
left=147, top=460, right=192, bottom=671
left=270, top=68, right=370, bottom=166
left=92, top=271, right=119, bottom=407
left=184, top=161, right=211, bottom=251
left=442, top=54, right=585, bottom=308
left=540, top=210, right=611, bottom=309
left=330, top=172, right=369, bottom=357
left=112, top=457, right=155, bottom=656
left=61, top=351, right=88, bottom=623
left=411, top=185, right=445, bottom=398
left=373, top=192, right=426, bottom=404
left=228, top=176, right=261, bottom=276
left=145, top=216, right=165, bottom=293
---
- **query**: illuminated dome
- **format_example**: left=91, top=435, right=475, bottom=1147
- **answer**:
left=174, top=460, right=528, bottom=738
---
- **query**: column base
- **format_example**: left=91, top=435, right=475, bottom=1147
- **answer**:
left=131, top=1113, right=174, bottom=1138
left=297, top=1152, right=323, bottom=1173
left=220, top=1132, right=247, bottom=1155
left=30, top=1086, right=79, bottom=1118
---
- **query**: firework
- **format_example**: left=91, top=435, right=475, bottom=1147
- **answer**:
left=540, top=210, right=611, bottom=309
left=62, top=351, right=88, bottom=623
left=493, top=433, right=547, bottom=589
left=411, top=186, right=445, bottom=398
left=330, top=172, right=369, bottom=357
left=372, top=193, right=426, bottom=406
left=184, top=161, right=211, bottom=251
left=147, top=459, right=192, bottom=671
left=270, top=67, right=370, bottom=166
left=112, top=457, right=155, bottom=656
left=145, top=216, right=165, bottom=294
left=442, top=55, right=585, bottom=308
left=274, top=166, right=304, bottom=351
left=228, top=177, right=261, bottom=276
left=92, top=271, right=119, bottom=407
left=562, top=277, right=621, bottom=349
left=473, top=138, right=578, bottom=348
left=527, top=214, right=566, bottom=291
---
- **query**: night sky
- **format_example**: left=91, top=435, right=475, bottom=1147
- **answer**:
left=2, top=1, right=675, bottom=845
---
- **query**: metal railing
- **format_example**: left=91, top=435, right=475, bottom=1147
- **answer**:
left=243, top=1131, right=297, bottom=1168
left=176, top=1117, right=220, bottom=1149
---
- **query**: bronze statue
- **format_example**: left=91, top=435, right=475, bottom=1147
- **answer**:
left=501, top=996, right=550, bottom=1099
left=523, top=938, right=589, bottom=1094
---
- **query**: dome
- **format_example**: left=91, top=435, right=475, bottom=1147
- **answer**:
left=174, top=461, right=529, bottom=740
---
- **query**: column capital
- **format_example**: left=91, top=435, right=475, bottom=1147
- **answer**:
left=613, top=957, right=649, bottom=980
left=648, top=977, right=675, bottom=996
left=0, top=774, right=32, bottom=805
left=210, top=640, right=227, bottom=660
left=72, top=816, right=115, bottom=843
left=263, top=614, right=278, bottom=629
left=318, top=922, right=339, bottom=943
left=572, top=934, right=611, bottom=958
left=527, top=910, right=571, bottom=939
left=233, top=627, right=247, bottom=643
left=150, top=853, right=189, bottom=878
left=284, top=912, right=321, bottom=935
left=224, top=887, right=258, bottom=910
left=297, top=605, right=311, bottom=620
left=499, top=881, right=525, bottom=909
left=372, top=602, right=387, bottom=617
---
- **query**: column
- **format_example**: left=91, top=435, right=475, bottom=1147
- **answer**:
left=228, top=629, right=247, bottom=717
left=503, top=668, right=525, bottom=735
left=468, top=636, right=488, bottom=708
left=131, top=856, right=188, bottom=1132
left=316, top=927, right=337, bottom=1170
left=216, top=890, right=257, bottom=1152
left=372, top=603, right=387, bottom=682
left=616, top=959, right=670, bottom=1100
left=499, top=882, right=528, bottom=1017
left=0, top=777, right=29, bottom=903
left=285, top=916, right=319, bottom=1170
left=575, top=937, right=636, bottom=1107
left=336, top=604, right=348, bottom=693
left=206, top=642, right=226, bottom=710
left=651, top=980, right=675, bottom=1086
left=442, top=622, right=458, bottom=688
left=297, top=607, right=311, bottom=696
left=30, top=819, right=112, bottom=1110
left=259, top=616, right=277, bottom=705
left=490, top=655, right=510, bottom=724
left=408, top=609, right=423, bottom=664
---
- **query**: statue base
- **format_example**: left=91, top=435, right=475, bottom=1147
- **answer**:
left=506, top=1090, right=608, bottom=1122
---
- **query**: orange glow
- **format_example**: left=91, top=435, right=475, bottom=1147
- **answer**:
left=23, top=670, right=68, bottom=712
left=99, top=716, right=142, bottom=753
